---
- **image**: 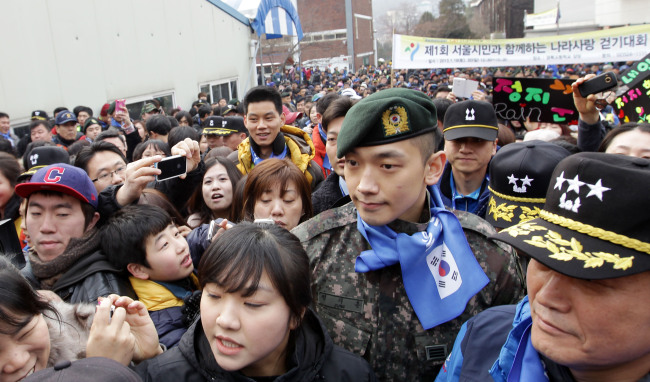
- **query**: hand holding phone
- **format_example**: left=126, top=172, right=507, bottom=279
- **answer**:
left=155, top=155, right=186, bottom=181
left=207, top=218, right=235, bottom=242
left=115, top=99, right=126, bottom=115
left=578, top=72, right=617, bottom=98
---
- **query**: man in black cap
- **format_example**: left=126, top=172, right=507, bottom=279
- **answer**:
left=438, top=100, right=499, bottom=218
left=201, top=116, right=225, bottom=150
left=293, top=88, right=523, bottom=380
left=485, top=141, right=571, bottom=230
left=438, top=152, right=650, bottom=382
left=217, top=116, right=247, bottom=151
left=281, top=90, right=296, bottom=112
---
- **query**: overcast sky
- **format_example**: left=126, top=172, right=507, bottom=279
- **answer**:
left=372, top=0, right=442, bottom=19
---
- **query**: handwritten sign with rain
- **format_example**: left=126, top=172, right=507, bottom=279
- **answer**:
left=493, top=77, right=578, bottom=124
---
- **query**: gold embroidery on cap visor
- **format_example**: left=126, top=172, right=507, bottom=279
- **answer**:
left=381, top=106, right=409, bottom=137
left=487, top=187, right=544, bottom=223
left=501, top=223, right=634, bottom=270
left=499, top=207, right=650, bottom=271
left=488, top=198, right=541, bottom=223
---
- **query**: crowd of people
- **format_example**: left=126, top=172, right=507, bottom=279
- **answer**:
left=0, top=59, right=648, bottom=382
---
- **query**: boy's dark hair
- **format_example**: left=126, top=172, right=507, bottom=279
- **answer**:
left=321, top=97, right=356, bottom=133
left=168, top=125, right=199, bottom=149
left=174, top=111, right=192, bottom=125
left=96, top=128, right=126, bottom=145
left=433, top=86, right=451, bottom=98
left=316, top=92, right=340, bottom=115
left=73, top=105, right=93, bottom=118
left=198, top=105, right=212, bottom=119
left=432, top=98, right=453, bottom=123
left=198, top=222, right=312, bottom=327
left=146, top=115, right=172, bottom=136
left=0, top=112, right=8, bottom=119
left=29, top=120, right=51, bottom=133
left=53, top=107, right=68, bottom=117
left=74, top=141, right=126, bottom=173
left=168, top=116, right=179, bottom=129
left=67, top=139, right=91, bottom=159
left=243, top=86, right=283, bottom=115
left=102, top=204, right=173, bottom=271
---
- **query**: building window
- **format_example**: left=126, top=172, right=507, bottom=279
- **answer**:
left=303, top=29, right=347, bottom=43
left=125, top=92, right=176, bottom=120
left=199, top=78, right=239, bottom=105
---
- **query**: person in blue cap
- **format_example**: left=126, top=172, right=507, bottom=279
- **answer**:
left=16, top=163, right=136, bottom=303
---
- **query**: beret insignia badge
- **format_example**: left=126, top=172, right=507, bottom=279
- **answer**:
left=382, top=105, right=409, bottom=137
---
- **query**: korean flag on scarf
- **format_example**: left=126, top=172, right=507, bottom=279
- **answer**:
left=356, top=186, right=489, bottom=329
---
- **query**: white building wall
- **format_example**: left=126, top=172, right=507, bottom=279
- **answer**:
left=528, top=0, right=649, bottom=37
left=595, top=0, right=648, bottom=27
left=0, top=0, right=255, bottom=125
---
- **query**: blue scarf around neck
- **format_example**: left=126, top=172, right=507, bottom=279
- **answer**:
left=250, top=143, right=288, bottom=165
left=355, top=185, right=489, bottom=329
left=318, top=123, right=332, bottom=171
left=1, top=132, right=14, bottom=146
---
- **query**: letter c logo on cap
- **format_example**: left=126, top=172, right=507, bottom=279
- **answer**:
left=45, top=167, right=65, bottom=183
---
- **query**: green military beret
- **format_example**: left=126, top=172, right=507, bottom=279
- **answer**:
left=107, top=101, right=116, bottom=115
left=337, top=88, right=437, bottom=157
left=83, top=118, right=101, bottom=133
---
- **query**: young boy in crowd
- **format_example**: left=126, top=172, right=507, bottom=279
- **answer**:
left=101, top=204, right=198, bottom=348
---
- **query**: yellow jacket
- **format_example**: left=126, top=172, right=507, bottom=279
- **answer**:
left=236, top=125, right=322, bottom=188
left=129, top=274, right=199, bottom=311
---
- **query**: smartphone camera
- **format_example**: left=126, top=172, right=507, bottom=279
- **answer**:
left=155, top=155, right=186, bottom=181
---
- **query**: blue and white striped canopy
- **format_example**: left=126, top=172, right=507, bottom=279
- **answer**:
left=251, top=0, right=303, bottom=40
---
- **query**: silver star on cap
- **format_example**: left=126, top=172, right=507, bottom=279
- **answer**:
left=585, top=179, right=611, bottom=201
left=507, top=174, right=518, bottom=185
left=521, top=175, right=533, bottom=187
left=566, top=175, right=585, bottom=194
left=554, top=171, right=567, bottom=190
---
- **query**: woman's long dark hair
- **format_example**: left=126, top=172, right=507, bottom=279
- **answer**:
left=198, top=223, right=311, bottom=327
left=185, top=157, right=242, bottom=225
left=0, top=256, right=59, bottom=334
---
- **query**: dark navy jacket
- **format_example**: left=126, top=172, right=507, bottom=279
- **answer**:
left=437, top=163, right=491, bottom=219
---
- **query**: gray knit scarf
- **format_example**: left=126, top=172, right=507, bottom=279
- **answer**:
left=29, top=228, right=100, bottom=290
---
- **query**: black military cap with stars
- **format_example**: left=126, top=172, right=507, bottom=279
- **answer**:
left=492, top=152, right=650, bottom=279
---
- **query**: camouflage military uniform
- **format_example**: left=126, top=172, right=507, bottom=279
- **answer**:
left=292, top=201, right=525, bottom=382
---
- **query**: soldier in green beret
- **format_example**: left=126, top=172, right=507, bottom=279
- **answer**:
left=292, top=88, right=524, bottom=380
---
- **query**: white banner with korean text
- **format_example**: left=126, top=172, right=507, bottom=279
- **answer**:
left=392, top=25, right=650, bottom=69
